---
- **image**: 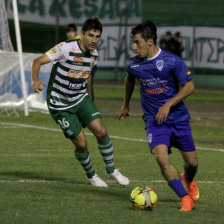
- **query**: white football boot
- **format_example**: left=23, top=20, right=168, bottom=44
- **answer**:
left=106, top=169, right=129, bottom=186
left=87, top=173, right=108, bottom=187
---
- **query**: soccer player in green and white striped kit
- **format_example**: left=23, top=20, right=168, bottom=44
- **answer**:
left=31, top=17, right=129, bottom=187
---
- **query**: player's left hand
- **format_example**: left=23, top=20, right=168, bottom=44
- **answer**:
left=156, top=104, right=171, bottom=124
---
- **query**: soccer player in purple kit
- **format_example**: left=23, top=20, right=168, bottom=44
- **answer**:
left=119, top=20, right=199, bottom=212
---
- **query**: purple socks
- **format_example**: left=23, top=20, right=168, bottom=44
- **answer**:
left=168, top=179, right=188, bottom=198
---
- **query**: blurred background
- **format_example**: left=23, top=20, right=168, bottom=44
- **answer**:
left=0, top=0, right=224, bottom=114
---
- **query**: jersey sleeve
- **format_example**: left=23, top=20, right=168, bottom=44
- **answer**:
left=45, top=42, right=67, bottom=63
left=126, top=64, right=136, bottom=81
left=174, top=57, right=193, bottom=86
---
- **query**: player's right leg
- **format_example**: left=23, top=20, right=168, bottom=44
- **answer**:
left=87, top=118, right=129, bottom=186
left=152, top=145, right=194, bottom=212
left=71, top=130, right=108, bottom=187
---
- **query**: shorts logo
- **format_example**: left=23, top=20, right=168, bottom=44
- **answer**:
left=66, top=130, right=74, bottom=136
left=49, top=47, right=58, bottom=55
left=92, top=112, right=100, bottom=117
left=156, top=60, right=164, bottom=71
left=74, top=57, right=83, bottom=63
left=147, top=133, right=152, bottom=144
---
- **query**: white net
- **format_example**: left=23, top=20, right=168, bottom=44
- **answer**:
left=0, top=1, right=52, bottom=115
left=0, top=52, right=52, bottom=113
left=0, top=0, right=13, bottom=52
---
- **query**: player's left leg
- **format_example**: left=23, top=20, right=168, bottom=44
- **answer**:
left=90, top=64, right=97, bottom=102
left=87, top=118, right=129, bottom=185
left=180, top=150, right=199, bottom=201
left=173, top=121, right=199, bottom=201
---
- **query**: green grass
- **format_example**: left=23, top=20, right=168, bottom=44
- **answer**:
left=0, top=111, right=224, bottom=224
left=94, top=86, right=224, bottom=102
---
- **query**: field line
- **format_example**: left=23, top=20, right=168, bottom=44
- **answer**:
left=0, top=179, right=223, bottom=184
left=1, top=122, right=224, bottom=152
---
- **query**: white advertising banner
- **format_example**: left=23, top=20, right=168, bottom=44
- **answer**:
left=157, top=26, right=224, bottom=70
left=6, top=0, right=141, bottom=25
left=5, top=0, right=224, bottom=70
left=90, top=26, right=224, bottom=69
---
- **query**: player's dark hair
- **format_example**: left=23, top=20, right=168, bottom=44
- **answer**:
left=66, top=24, right=77, bottom=32
left=81, top=17, right=102, bottom=34
left=131, top=20, right=157, bottom=44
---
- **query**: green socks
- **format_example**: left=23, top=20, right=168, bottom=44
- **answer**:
left=98, top=136, right=115, bottom=174
left=75, top=149, right=95, bottom=178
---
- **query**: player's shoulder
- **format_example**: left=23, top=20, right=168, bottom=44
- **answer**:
left=59, top=40, right=79, bottom=51
left=65, top=39, right=77, bottom=43
left=91, top=48, right=98, bottom=57
left=127, top=55, right=141, bottom=67
left=160, top=49, right=183, bottom=66
left=161, top=49, right=181, bottom=61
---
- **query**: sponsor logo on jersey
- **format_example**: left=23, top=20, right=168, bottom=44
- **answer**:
left=68, top=80, right=87, bottom=90
left=139, top=78, right=168, bottom=87
left=186, top=70, right=191, bottom=75
left=131, top=64, right=139, bottom=68
left=156, top=60, right=164, bottom=71
left=72, top=48, right=80, bottom=52
left=74, top=57, right=84, bottom=63
left=67, top=69, right=90, bottom=79
left=145, top=86, right=169, bottom=95
left=49, top=47, right=58, bottom=55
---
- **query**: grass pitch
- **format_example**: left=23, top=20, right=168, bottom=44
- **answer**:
left=0, top=87, right=223, bottom=224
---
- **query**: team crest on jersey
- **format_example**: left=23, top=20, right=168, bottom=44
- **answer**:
left=156, top=60, right=164, bottom=71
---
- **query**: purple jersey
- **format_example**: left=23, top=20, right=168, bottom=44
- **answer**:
left=127, top=49, right=193, bottom=123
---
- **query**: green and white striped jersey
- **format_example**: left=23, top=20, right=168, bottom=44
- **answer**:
left=45, top=39, right=97, bottom=110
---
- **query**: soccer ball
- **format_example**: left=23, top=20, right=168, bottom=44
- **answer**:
left=130, top=186, right=158, bottom=210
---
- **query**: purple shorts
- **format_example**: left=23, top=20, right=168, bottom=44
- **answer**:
left=145, top=121, right=196, bottom=153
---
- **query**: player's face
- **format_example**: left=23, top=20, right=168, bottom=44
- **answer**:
left=81, top=29, right=101, bottom=51
left=132, top=34, right=152, bottom=59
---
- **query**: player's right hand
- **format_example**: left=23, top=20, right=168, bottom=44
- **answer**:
left=119, top=105, right=130, bottom=120
left=31, top=79, right=46, bottom=94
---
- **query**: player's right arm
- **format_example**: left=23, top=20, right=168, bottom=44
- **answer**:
left=32, top=42, right=66, bottom=93
left=31, top=54, right=51, bottom=93
left=119, top=76, right=135, bottom=119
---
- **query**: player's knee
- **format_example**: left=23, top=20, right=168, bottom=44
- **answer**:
left=96, top=128, right=108, bottom=140
left=75, top=143, right=87, bottom=152
left=71, top=138, right=87, bottom=152
left=186, top=155, right=198, bottom=169
left=188, top=158, right=198, bottom=170
left=153, top=152, right=169, bottom=169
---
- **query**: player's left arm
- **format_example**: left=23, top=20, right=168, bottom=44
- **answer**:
left=156, top=80, right=194, bottom=124
left=87, top=73, right=92, bottom=99
left=156, top=57, right=194, bottom=124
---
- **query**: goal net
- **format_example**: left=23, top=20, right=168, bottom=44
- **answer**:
left=0, top=52, right=52, bottom=114
left=0, top=0, right=14, bottom=52
left=0, top=1, right=51, bottom=116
